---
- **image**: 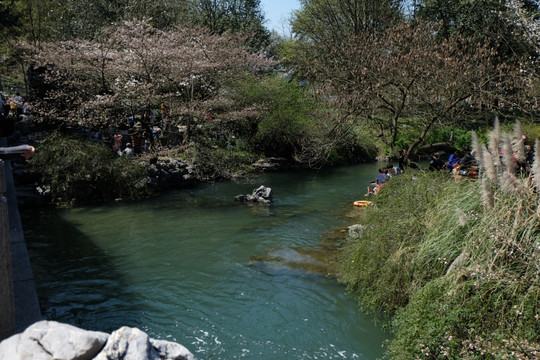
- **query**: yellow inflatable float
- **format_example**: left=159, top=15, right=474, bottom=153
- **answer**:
left=353, top=200, right=372, bottom=207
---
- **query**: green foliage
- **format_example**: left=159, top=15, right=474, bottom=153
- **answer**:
left=323, top=124, right=379, bottom=165
left=29, top=133, right=148, bottom=206
left=340, top=170, right=540, bottom=358
left=253, top=79, right=317, bottom=157
left=388, top=185, right=540, bottom=358
left=187, top=144, right=257, bottom=180
left=188, top=0, right=270, bottom=51
left=228, top=75, right=378, bottom=166
left=292, top=0, right=404, bottom=41
left=514, top=119, right=540, bottom=146
left=424, top=127, right=475, bottom=150
left=341, top=172, right=478, bottom=312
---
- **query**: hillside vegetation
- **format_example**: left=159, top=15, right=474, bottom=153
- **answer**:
left=340, top=122, right=540, bottom=358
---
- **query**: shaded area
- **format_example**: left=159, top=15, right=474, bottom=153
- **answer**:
left=21, top=207, right=143, bottom=333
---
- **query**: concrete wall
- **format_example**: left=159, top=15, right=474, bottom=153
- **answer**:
left=0, top=159, right=41, bottom=340
left=0, top=161, right=15, bottom=339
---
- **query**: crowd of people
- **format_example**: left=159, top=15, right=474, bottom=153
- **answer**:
left=1, top=89, right=189, bottom=160
left=367, top=163, right=403, bottom=195
left=428, top=150, right=479, bottom=180
left=367, top=149, right=481, bottom=195
left=0, top=92, right=26, bottom=117
left=80, top=104, right=170, bottom=158
left=367, top=142, right=538, bottom=196
left=0, top=91, right=30, bottom=137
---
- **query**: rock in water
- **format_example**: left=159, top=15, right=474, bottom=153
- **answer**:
left=234, top=185, right=273, bottom=204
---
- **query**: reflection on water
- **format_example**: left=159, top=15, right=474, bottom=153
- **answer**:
left=23, top=163, right=389, bottom=359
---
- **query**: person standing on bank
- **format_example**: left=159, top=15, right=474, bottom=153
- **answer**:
left=398, top=149, right=409, bottom=172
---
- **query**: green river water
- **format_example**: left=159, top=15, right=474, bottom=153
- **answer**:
left=23, top=162, right=389, bottom=359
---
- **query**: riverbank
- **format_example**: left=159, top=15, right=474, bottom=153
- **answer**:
left=339, top=168, right=540, bottom=358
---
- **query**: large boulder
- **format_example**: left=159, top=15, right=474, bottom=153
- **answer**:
left=0, top=321, right=196, bottom=360
left=0, top=321, right=108, bottom=360
left=347, top=224, right=366, bottom=240
left=151, top=339, right=196, bottom=360
left=234, top=185, right=273, bottom=204
left=93, top=327, right=156, bottom=360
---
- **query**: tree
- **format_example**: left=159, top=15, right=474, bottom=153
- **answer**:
left=503, top=0, right=540, bottom=108
left=188, top=0, right=271, bottom=50
left=414, top=0, right=539, bottom=65
left=0, top=0, right=66, bottom=91
left=505, top=0, right=540, bottom=54
left=292, top=0, right=404, bottom=42
left=55, top=0, right=190, bottom=40
left=25, top=20, right=275, bottom=141
left=287, top=21, right=517, bottom=158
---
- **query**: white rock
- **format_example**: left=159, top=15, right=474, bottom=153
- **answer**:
left=0, top=321, right=196, bottom=360
left=0, top=320, right=108, bottom=360
left=151, top=339, right=197, bottom=360
left=94, top=326, right=158, bottom=360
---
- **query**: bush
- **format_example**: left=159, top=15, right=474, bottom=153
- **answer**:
left=386, top=180, right=540, bottom=359
left=30, top=132, right=149, bottom=206
left=229, top=75, right=378, bottom=166
left=186, top=144, right=257, bottom=180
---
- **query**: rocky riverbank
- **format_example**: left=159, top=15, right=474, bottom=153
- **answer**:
left=0, top=320, right=196, bottom=360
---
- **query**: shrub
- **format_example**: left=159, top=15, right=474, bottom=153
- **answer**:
left=30, top=132, right=148, bottom=206
left=186, top=144, right=257, bottom=180
left=229, top=75, right=378, bottom=166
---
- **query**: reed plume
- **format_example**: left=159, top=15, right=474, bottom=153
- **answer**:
left=471, top=131, right=482, bottom=163
left=482, top=176, right=494, bottom=209
left=531, top=139, right=540, bottom=191
left=501, top=171, right=526, bottom=195
left=513, top=120, right=526, bottom=163
left=493, top=116, right=500, bottom=135
left=488, top=117, right=501, bottom=167
left=482, top=145, right=497, bottom=183
left=502, top=132, right=516, bottom=174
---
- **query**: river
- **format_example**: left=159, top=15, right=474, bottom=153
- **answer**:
left=22, top=162, right=389, bottom=359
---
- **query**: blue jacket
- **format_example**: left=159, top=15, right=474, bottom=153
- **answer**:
left=447, top=154, right=460, bottom=170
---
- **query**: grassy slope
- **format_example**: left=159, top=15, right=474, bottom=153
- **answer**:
left=340, top=171, right=540, bottom=359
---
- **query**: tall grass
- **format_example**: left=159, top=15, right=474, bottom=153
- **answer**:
left=340, top=120, right=540, bottom=358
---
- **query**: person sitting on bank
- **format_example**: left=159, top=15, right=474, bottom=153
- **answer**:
left=398, top=149, right=408, bottom=172
left=387, top=163, right=402, bottom=176
left=429, top=152, right=445, bottom=171
left=447, top=151, right=461, bottom=171
left=367, top=180, right=378, bottom=195
left=377, top=168, right=388, bottom=185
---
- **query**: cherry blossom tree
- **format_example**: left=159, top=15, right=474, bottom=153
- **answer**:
left=26, top=20, right=275, bottom=142
left=505, top=0, right=540, bottom=54
left=503, top=0, right=539, bottom=108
